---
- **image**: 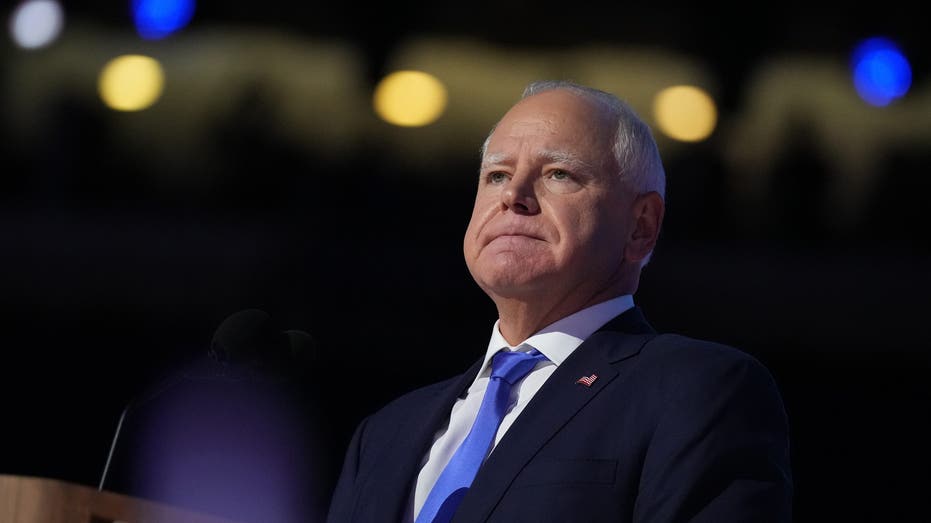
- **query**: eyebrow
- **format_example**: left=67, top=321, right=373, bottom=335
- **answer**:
left=481, top=149, right=594, bottom=171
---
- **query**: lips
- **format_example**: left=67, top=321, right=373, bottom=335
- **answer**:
left=493, top=232, right=541, bottom=241
left=482, top=222, right=546, bottom=247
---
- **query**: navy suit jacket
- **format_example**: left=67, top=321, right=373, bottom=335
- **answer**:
left=326, top=307, right=793, bottom=522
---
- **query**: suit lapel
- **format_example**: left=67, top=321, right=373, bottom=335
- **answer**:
left=450, top=307, right=657, bottom=522
left=358, top=358, right=484, bottom=522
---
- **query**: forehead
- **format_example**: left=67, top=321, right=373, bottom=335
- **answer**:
left=486, top=90, right=614, bottom=161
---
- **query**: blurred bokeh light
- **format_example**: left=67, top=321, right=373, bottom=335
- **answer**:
left=8, top=0, right=64, bottom=49
left=98, top=54, right=165, bottom=111
left=851, top=36, right=912, bottom=107
left=652, top=85, right=717, bottom=142
left=132, top=0, right=195, bottom=40
left=373, top=70, right=448, bottom=127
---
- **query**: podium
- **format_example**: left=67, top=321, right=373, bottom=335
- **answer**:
left=0, top=474, right=242, bottom=523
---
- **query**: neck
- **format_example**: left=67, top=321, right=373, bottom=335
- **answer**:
left=493, top=285, right=633, bottom=346
left=487, top=262, right=642, bottom=345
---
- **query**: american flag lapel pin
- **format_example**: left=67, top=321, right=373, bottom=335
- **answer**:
left=575, top=373, right=598, bottom=387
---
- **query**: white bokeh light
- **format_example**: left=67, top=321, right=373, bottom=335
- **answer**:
left=9, top=0, right=64, bottom=49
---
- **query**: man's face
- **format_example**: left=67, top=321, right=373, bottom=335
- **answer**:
left=463, top=90, right=635, bottom=304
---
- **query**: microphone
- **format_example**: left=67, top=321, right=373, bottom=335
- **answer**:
left=208, top=308, right=316, bottom=379
left=99, top=308, right=317, bottom=493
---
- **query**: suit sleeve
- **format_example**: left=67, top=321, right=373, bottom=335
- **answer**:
left=633, top=346, right=793, bottom=522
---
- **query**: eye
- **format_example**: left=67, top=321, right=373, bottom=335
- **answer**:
left=543, top=168, right=583, bottom=193
left=487, top=171, right=509, bottom=184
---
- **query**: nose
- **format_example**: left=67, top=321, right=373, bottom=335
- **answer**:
left=501, top=172, right=540, bottom=215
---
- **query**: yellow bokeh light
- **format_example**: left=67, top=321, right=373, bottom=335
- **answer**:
left=652, top=85, right=717, bottom=142
left=98, top=54, right=165, bottom=112
left=373, top=70, right=447, bottom=127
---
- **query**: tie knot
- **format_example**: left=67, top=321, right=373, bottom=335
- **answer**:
left=490, top=348, right=547, bottom=385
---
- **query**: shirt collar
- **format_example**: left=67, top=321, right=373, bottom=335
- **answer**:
left=477, top=295, right=635, bottom=377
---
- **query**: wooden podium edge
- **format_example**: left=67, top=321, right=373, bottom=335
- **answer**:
left=0, top=474, right=243, bottom=523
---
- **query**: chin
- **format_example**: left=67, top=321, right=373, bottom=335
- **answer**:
left=476, top=270, right=554, bottom=300
left=468, top=251, right=560, bottom=293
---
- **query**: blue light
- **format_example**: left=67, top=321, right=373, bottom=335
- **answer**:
left=132, top=0, right=195, bottom=40
left=851, top=37, right=912, bottom=107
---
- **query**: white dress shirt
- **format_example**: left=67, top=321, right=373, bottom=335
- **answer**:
left=407, top=295, right=635, bottom=521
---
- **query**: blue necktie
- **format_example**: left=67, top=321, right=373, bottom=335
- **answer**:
left=415, top=348, right=548, bottom=523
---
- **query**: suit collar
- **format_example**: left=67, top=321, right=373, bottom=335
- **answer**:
left=485, top=295, right=637, bottom=367
left=450, top=306, right=657, bottom=522
left=592, top=305, right=657, bottom=362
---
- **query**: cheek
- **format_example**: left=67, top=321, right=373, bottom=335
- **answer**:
left=463, top=224, right=479, bottom=262
left=463, top=195, right=495, bottom=256
left=585, top=208, right=630, bottom=259
left=551, top=203, right=619, bottom=259
left=548, top=205, right=590, bottom=245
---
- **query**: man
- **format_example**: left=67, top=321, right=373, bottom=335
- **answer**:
left=326, top=80, right=793, bottom=522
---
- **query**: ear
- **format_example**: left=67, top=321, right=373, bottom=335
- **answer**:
left=624, top=191, right=665, bottom=263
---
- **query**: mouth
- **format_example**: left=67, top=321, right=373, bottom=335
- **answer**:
left=478, top=218, right=546, bottom=248
left=495, top=232, right=540, bottom=240
left=486, top=232, right=544, bottom=246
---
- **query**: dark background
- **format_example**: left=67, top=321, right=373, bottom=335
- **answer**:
left=2, top=2, right=929, bottom=522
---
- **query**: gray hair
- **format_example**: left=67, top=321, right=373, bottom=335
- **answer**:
left=481, top=80, right=666, bottom=199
